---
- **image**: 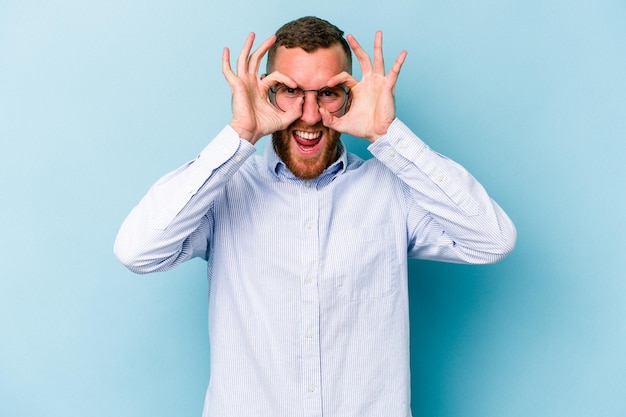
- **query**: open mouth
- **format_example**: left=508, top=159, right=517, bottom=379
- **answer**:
left=293, top=130, right=323, bottom=153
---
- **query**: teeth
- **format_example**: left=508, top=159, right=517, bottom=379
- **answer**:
left=295, top=130, right=322, bottom=140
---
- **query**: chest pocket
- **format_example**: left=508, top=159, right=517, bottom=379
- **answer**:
left=328, top=226, right=399, bottom=302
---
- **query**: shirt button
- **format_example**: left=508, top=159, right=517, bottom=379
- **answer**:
left=185, top=186, right=194, bottom=194
left=304, top=180, right=311, bottom=188
left=222, top=147, right=230, bottom=155
left=305, top=276, right=313, bottom=284
left=389, top=149, right=397, bottom=157
left=306, top=330, right=314, bottom=339
left=308, top=385, right=316, bottom=392
left=234, top=154, right=242, bottom=162
left=305, top=222, right=313, bottom=230
left=435, top=173, right=444, bottom=182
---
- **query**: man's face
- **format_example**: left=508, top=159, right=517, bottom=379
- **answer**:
left=271, top=44, right=348, bottom=180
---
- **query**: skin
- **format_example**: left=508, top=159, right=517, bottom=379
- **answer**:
left=222, top=30, right=407, bottom=179
left=270, top=45, right=346, bottom=179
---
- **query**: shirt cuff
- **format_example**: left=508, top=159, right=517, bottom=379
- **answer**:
left=193, top=125, right=256, bottom=177
left=149, top=125, right=256, bottom=230
left=368, top=118, right=427, bottom=172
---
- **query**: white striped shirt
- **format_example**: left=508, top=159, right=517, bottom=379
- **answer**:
left=114, top=118, right=516, bottom=417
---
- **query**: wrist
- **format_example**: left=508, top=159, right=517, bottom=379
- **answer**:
left=229, top=122, right=259, bottom=145
left=367, top=120, right=395, bottom=143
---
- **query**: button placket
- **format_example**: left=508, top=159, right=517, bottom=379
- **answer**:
left=299, top=181, right=323, bottom=416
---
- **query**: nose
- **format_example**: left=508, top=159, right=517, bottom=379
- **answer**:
left=299, top=91, right=322, bottom=125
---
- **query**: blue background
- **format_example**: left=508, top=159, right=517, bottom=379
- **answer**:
left=1, top=0, right=625, bottom=416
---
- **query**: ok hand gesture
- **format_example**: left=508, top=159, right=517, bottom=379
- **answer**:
left=222, top=33, right=302, bottom=144
left=321, top=31, right=407, bottom=143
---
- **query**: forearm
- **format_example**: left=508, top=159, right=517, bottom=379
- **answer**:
left=114, top=126, right=255, bottom=273
left=370, top=119, right=516, bottom=264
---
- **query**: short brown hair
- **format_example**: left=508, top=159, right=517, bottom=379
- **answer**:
left=266, top=16, right=352, bottom=74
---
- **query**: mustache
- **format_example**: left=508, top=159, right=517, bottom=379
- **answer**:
left=287, top=121, right=325, bottom=131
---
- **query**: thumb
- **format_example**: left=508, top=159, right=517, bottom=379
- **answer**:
left=320, top=108, right=343, bottom=132
left=280, top=99, right=304, bottom=127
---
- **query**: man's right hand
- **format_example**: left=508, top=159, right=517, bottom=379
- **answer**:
left=222, top=33, right=303, bottom=144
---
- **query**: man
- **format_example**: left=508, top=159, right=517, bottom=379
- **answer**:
left=115, top=16, right=516, bottom=417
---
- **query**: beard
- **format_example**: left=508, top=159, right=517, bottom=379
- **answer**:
left=272, top=122, right=341, bottom=180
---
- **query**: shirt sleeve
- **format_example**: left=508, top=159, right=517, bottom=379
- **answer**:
left=114, top=125, right=256, bottom=273
left=368, top=118, right=516, bottom=264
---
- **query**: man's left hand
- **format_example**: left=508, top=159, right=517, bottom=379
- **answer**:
left=320, top=31, right=407, bottom=143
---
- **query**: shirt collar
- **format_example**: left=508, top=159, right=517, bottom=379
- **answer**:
left=264, top=138, right=347, bottom=181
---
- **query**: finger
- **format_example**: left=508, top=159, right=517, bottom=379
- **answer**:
left=262, top=70, right=298, bottom=89
left=236, top=32, right=256, bottom=76
left=346, top=34, right=372, bottom=74
left=222, top=47, right=240, bottom=88
left=320, top=107, right=349, bottom=133
left=282, top=97, right=304, bottom=123
left=319, top=107, right=339, bottom=130
left=222, top=47, right=233, bottom=77
left=326, top=71, right=358, bottom=89
left=248, top=35, right=277, bottom=75
left=373, top=30, right=385, bottom=74
left=386, top=50, right=408, bottom=87
left=260, top=96, right=303, bottom=133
